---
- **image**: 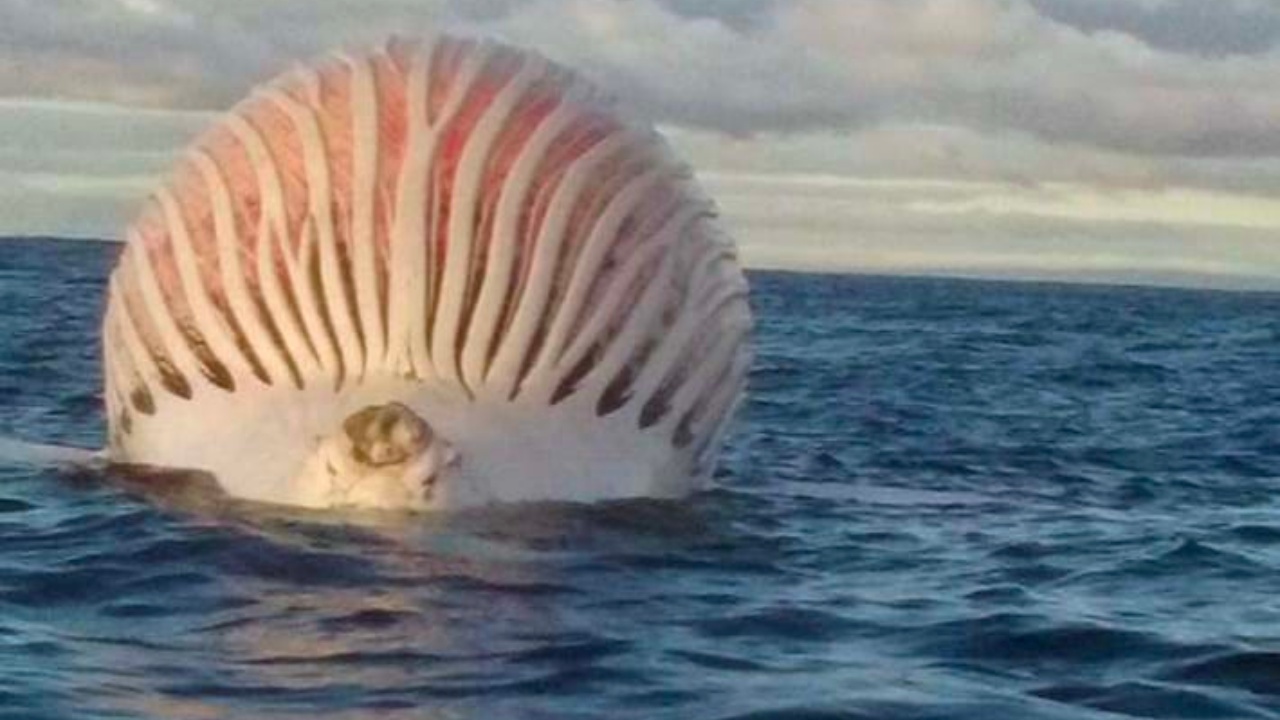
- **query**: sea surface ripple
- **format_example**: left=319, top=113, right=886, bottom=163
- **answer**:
left=2, top=238, right=1280, bottom=719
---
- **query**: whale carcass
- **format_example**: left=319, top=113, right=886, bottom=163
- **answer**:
left=101, top=35, right=752, bottom=510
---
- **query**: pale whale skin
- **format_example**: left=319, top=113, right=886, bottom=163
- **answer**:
left=101, top=35, right=752, bottom=511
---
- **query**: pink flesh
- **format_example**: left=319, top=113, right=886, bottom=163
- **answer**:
left=125, top=38, right=662, bottom=357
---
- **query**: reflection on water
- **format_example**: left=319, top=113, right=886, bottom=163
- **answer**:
left=48, top=469, right=723, bottom=719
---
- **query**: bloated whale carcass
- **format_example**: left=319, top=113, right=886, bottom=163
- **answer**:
left=100, top=35, right=752, bottom=511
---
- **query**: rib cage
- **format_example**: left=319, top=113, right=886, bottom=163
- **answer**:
left=103, top=36, right=752, bottom=500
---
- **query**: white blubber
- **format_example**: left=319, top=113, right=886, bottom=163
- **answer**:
left=101, top=35, right=752, bottom=511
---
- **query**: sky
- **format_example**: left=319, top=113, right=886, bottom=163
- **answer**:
left=2, top=0, right=1280, bottom=288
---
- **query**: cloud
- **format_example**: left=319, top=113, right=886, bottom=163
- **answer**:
left=906, top=184, right=1280, bottom=231
left=1031, top=0, right=1280, bottom=57
left=702, top=170, right=1280, bottom=288
left=655, top=0, right=777, bottom=31
left=666, top=124, right=1280, bottom=199
left=0, top=97, right=211, bottom=153
left=0, top=0, right=251, bottom=107
left=0, top=98, right=207, bottom=237
left=3, top=0, right=1279, bottom=159
left=2, top=0, right=1278, bottom=290
left=1, top=95, right=1276, bottom=291
left=495, top=0, right=1280, bottom=156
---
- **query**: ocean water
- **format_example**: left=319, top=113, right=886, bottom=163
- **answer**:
left=2, top=237, right=1280, bottom=720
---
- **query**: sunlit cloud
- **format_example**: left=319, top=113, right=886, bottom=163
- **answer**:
left=907, top=185, right=1280, bottom=231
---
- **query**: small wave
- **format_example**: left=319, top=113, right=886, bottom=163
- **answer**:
left=0, top=566, right=135, bottom=608
left=1162, top=651, right=1280, bottom=697
left=692, top=605, right=863, bottom=643
left=716, top=709, right=881, bottom=720
left=1056, top=537, right=1274, bottom=589
left=913, top=613, right=1206, bottom=669
left=1226, top=524, right=1280, bottom=545
left=1032, top=680, right=1267, bottom=718
left=668, top=649, right=777, bottom=673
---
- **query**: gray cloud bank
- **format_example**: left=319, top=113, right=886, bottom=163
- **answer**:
left=3, top=0, right=1279, bottom=159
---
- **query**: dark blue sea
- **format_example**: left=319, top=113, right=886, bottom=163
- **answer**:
left=3, top=237, right=1280, bottom=720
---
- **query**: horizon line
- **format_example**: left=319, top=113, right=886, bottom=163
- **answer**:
left=5, top=235, right=1278, bottom=296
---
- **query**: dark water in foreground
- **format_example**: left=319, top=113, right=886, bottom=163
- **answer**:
left=3, top=237, right=1280, bottom=719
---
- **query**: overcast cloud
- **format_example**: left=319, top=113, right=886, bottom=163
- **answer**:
left=1, top=0, right=1278, bottom=287
left=4, top=0, right=1279, bottom=155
